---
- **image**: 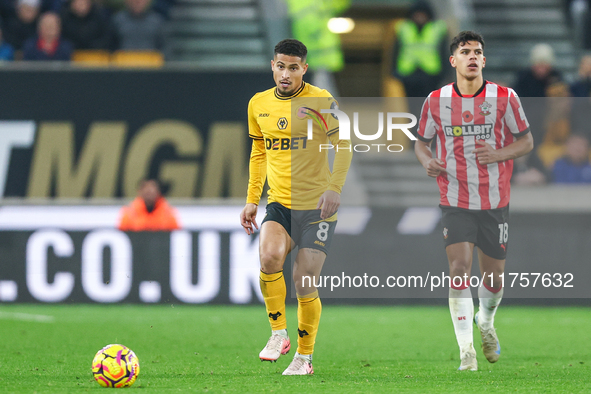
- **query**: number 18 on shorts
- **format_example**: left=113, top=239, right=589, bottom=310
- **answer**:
left=440, top=205, right=509, bottom=260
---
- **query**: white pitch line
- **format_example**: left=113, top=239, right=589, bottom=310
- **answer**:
left=0, top=312, right=55, bottom=323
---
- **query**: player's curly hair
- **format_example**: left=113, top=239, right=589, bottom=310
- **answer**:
left=274, top=39, right=307, bottom=62
left=450, top=31, right=485, bottom=55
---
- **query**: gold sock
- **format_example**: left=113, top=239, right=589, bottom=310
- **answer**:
left=296, top=290, right=322, bottom=355
left=259, top=270, right=287, bottom=330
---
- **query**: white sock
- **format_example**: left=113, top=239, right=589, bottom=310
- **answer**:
left=478, top=284, right=503, bottom=329
left=295, top=352, right=312, bottom=362
left=449, top=286, right=474, bottom=354
left=273, top=329, right=288, bottom=339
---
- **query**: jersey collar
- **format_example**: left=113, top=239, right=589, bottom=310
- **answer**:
left=453, top=80, right=487, bottom=97
left=274, top=82, right=306, bottom=100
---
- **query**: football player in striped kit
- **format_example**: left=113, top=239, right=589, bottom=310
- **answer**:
left=414, top=31, right=534, bottom=371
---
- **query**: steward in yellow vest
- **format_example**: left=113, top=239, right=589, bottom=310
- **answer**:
left=391, top=1, right=448, bottom=98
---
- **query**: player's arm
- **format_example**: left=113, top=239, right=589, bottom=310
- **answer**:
left=315, top=99, right=353, bottom=220
left=318, top=131, right=352, bottom=219
left=472, top=132, right=533, bottom=165
left=414, top=95, right=445, bottom=177
left=473, top=90, right=534, bottom=165
left=415, top=139, right=446, bottom=178
left=241, top=99, right=266, bottom=235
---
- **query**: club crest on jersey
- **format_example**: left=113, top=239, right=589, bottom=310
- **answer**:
left=479, top=101, right=492, bottom=116
left=277, top=117, right=288, bottom=130
left=443, top=227, right=448, bottom=239
left=444, top=124, right=493, bottom=140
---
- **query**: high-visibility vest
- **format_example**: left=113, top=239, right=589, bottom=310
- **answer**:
left=286, top=0, right=348, bottom=72
left=395, top=20, right=447, bottom=76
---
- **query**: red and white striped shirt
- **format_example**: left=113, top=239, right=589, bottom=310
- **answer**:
left=417, top=81, right=530, bottom=210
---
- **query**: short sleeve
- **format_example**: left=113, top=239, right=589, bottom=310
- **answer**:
left=416, top=95, right=437, bottom=142
left=504, top=89, right=530, bottom=136
left=248, top=98, right=263, bottom=140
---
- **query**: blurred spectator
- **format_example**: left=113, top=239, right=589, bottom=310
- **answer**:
left=112, top=0, right=167, bottom=54
left=514, top=44, right=562, bottom=97
left=536, top=82, right=573, bottom=167
left=1, top=0, right=61, bottom=22
left=118, top=179, right=180, bottom=231
left=512, top=153, right=549, bottom=186
left=0, top=24, right=15, bottom=60
left=570, top=56, right=591, bottom=136
left=570, top=54, right=591, bottom=97
left=552, top=133, right=591, bottom=183
left=22, top=12, right=73, bottom=60
left=544, top=82, right=572, bottom=144
left=390, top=0, right=448, bottom=98
left=4, top=0, right=40, bottom=52
left=514, top=44, right=566, bottom=171
left=61, top=0, right=113, bottom=50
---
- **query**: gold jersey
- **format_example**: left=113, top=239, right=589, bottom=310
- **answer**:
left=246, top=82, right=352, bottom=210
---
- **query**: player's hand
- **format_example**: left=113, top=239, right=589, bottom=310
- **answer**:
left=425, top=158, right=446, bottom=178
left=317, top=190, right=340, bottom=220
left=240, top=203, right=259, bottom=235
left=472, top=140, right=500, bottom=165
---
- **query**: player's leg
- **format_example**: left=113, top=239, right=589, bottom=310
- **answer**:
left=282, top=248, right=326, bottom=375
left=477, top=247, right=505, bottom=326
left=258, top=205, right=295, bottom=362
left=474, top=207, right=508, bottom=363
left=475, top=249, right=504, bottom=363
left=294, top=248, right=325, bottom=356
left=441, top=206, right=479, bottom=370
left=282, top=212, right=336, bottom=375
left=446, top=242, right=477, bottom=371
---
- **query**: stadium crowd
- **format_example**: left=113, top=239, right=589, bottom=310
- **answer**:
left=507, top=45, right=591, bottom=185
left=0, top=0, right=170, bottom=61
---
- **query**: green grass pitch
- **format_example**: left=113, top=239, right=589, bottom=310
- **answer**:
left=0, top=304, right=589, bottom=393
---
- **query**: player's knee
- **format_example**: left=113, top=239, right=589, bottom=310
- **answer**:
left=293, top=268, right=317, bottom=290
left=292, top=271, right=312, bottom=287
left=484, top=270, right=504, bottom=288
left=293, top=276, right=315, bottom=294
left=449, top=258, right=471, bottom=276
left=259, top=249, right=285, bottom=272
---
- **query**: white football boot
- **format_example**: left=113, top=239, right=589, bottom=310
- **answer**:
left=282, top=353, right=313, bottom=375
left=475, top=312, right=501, bottom=363
left=259, top=333, right=290, bottom=362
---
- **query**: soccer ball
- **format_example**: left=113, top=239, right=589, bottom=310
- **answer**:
left=92, top=344, right=140, bottom=388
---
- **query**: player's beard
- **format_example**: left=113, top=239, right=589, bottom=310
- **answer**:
left=276, top=85, right=294, bottom=97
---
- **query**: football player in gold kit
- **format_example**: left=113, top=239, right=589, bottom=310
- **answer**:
left=240, top=39, right=352, bottom=375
